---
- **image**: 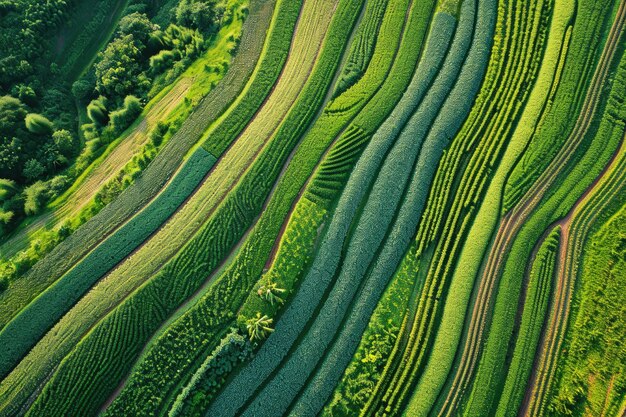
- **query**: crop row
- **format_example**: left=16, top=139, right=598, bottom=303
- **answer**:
left=40, top=1, right=364, bottom=416
left=0, top=0, right=303, bottom=414
left=401, top=1, right=553, bottom=415
left=503, top=0, right=622, bottom=210
left=238, top=6, right=472, bottom=414
left=333, top=0, right=390, bottom=96
left=0, top=0, right=272, bottom=331
left=402, top=0, right=576, bottom=413
left=286, top=3, right=501, bottom=413
left=545, top=148, right=626, bottom=416
left=494, top=227, right=558, bottom=417
left=344, top=0, right=544, bottom=414
left=463, top=5, right=625, bottom=415
left=523, top=52, right=626, bottom=417
left=101, top=0, right=399, bottom=412
left=239, top=0, right=421, bottom=324
left=84, top=2, right=361, bottom=415
left=205, top=3, right=484, bottom=414
left=0, top=148, right=216, bottom=380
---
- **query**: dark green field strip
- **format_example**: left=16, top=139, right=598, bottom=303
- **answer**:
left=462, top=9, right=626, bottom=414
left=333, top=0, right=390, bottom=96
left=0, top=0, right=276, bottom=331
left=504, top=0, right=621, bottom=210
left=25, top=1, right=362, bottom=415
left=0, top=148, right=215, bottom=381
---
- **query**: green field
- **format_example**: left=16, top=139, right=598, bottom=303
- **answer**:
left=1, top=0, right=625, bottom=416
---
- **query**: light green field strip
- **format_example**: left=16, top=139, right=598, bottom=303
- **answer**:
left=403, top=0, right=574, bottom=414
left=0, top=0, right=339, bottom=412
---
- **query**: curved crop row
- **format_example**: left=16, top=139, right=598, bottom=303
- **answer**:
left=103, top=1, right=434, bottom=414
left=23, top=1, right=364, bottom=415
left=523, top=56, right=626, bottom=417
left=205, top=0, right=492, bottom=414
left=460, top=4, right=625, bottom=414
left=0, top=0, right=273, bottom=331
left=344, top=0, right=550, bottom=414
left=0, top=0, right=307, bottom=414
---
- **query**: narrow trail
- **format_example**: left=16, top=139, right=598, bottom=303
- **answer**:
left=520, top=129, right=626, bottom=417
left=437, top=1, right=626, bottom=414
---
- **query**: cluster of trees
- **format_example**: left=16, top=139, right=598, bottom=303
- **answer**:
left=0, top=0, right=227, bottom=235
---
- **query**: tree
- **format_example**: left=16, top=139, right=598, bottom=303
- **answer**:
left=176, top=0, right=217, bottom=31
left=0, top=96, right=26, bottom=138
left=23, top=180, right=48, bottom=215
left=246, top=313, right=274, bottom=342
left=118, top=12, right=158, bottom=49
left=95, top=34, right=143, bottom=98
left=109, top=95, right=143, bottom=135
left=25, top=113, right=54, bottom=135
left=71, top=78, right=94, bottom=102
left=22, top=159, right=45, bottom=181
left=87, top=98, right=109, bottom=126
left=52, top=129, right=76, bottom=156
left=257, top=281, right=286, bottom=306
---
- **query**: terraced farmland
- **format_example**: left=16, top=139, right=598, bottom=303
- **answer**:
left=1, top=0, right=625, bottom=416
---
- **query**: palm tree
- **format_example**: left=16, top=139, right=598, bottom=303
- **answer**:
left=256, top=281, right=286, bottom=306
left=246, top=313, right=274, bottom=342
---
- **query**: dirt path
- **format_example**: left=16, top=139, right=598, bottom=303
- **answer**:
left=436, top=2, right=626, bottom=415
left=520, top=129, right=626, bottom=417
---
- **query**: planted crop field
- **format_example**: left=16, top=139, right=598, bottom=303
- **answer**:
left=1, top=0, right=625, bottom=416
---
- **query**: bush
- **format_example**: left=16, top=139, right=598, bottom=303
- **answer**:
left=24, top=113, right=53, bottom=135
left=52, top=129, right=76, bottom=156
left=23, top=181, right=48, bottom=215
left=87, top=98, right=109, bottom=126
left=22, top=159, right=45, bottom=181
left=109, top=95, right=143, bottom=135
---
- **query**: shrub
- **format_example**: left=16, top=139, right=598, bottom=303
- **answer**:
left=87, top=98, right=109, bottom=126
left=24, top=113, right=53, bottom=135
left=22, top=159, right=45, bottom=181
left=22, top=181, right=48, bottom=215
left=52, top=129, right=76, bottom=157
